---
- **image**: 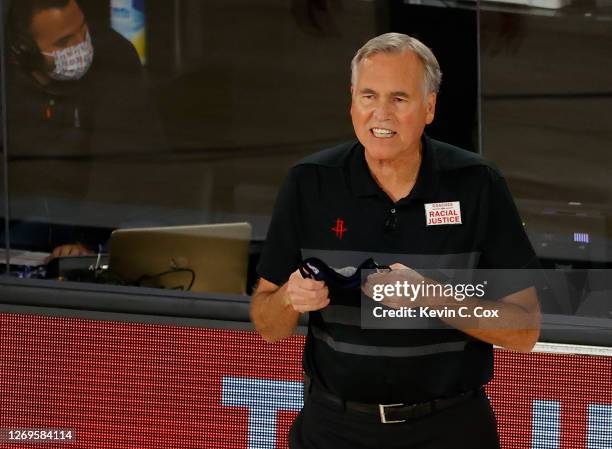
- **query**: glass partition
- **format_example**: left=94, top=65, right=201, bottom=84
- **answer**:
left=1, top=0, right=8, bottom=275
left=1, top=0, right=479, bottom=287
left=4, top=0, right=384, bottom=252
left=479, top=0, right=612, bottom=329
left=1, top=0, right=610, bottom=342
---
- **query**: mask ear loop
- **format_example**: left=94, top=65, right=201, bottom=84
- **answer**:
left=375, top=263, right=391, bottom=273
left=358, top=258, right=391, bottom=273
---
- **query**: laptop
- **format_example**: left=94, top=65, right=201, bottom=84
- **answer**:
left=109, top=223, right=252, bottom=294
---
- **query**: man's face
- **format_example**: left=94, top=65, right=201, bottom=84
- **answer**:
left=31, top=0, right=89, bottom=72
left=350, top=50, right=436, bottom=161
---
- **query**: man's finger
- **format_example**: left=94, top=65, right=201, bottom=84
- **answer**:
left=290, top=285, right=328, bottom=300
left=294, top=297, right=330, bottom=313
left=291, top=290, right=329, bottom=306
left=390, top=263, right=408, bottom=270
left=299, top=278, right=326, bottom=290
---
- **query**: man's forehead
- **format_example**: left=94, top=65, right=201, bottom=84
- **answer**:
left=354, top=50, right=424, bottom=88
left=31, top=0, right=84, bottom=41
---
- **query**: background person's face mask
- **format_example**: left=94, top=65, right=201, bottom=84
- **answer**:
left=42, top=31, right=94, bottom=81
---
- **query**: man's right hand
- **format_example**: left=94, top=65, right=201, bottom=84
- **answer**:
left=251, top=270, right=330, bottom=343
left=286, top=269, right=330, bottom=313
left=45, top=243, right=94, bottom=263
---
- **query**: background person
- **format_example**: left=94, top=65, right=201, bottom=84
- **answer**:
left=4, top=0, right=164, bottom=259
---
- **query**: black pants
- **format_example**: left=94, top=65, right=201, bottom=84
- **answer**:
left=289, top=389, right=500, bottom=449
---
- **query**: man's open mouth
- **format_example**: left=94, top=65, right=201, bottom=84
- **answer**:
left=370, top=128, right=397, bottom=138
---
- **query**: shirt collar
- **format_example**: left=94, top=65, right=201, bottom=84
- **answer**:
left=348, top=134, right=440, bottom=202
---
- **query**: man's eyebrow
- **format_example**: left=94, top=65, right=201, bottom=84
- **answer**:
left=358, top=88, right=410, bottom=97
left=53, top=19, right=86, bottom=46
left=54, top=35, right=72, bottom=46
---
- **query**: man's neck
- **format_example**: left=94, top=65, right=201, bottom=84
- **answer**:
left=364, top=141, right=423, bottom=203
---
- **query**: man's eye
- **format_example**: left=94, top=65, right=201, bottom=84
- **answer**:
left=362, top=95, right=374, bottom=100
left=394, top=97, right=405, bottom=103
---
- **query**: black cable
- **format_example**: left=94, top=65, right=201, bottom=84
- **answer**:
left=93, top=269, right=130, bottom=286
left=135, top=267, right=196, bottom=291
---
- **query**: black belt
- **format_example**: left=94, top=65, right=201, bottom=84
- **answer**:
left=310, top=383, right=481, bottom=424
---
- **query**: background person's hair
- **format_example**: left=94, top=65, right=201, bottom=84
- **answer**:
left=351, top=32, right=442, bottom=99
left=7, top=0, right=72, bottom=69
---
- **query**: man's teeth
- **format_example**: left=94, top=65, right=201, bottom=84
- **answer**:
left=372, top=128, right=395, bottom=138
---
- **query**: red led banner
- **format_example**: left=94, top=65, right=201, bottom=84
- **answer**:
left=0, top=313, right=610, bottom=448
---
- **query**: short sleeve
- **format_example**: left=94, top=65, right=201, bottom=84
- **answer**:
left=474, top=169, right=542, bottom=300
left=479, top=169, right=537, bottom=269
left=256, top=168, right=303, bottom=286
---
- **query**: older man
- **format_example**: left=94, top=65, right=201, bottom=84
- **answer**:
left=251, top=33, right=540, bottom=449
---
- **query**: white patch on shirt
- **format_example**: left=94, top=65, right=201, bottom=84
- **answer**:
left=425, top=201, right=462, bottom=226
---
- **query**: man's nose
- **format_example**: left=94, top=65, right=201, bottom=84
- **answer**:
left=373, top=101, right=392, bottom=121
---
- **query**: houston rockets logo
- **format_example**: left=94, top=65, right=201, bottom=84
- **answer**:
left=331, top=218, right=348, bottom=239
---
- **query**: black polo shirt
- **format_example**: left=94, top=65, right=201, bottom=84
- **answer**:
left=257, top=135, right=537, bottom=404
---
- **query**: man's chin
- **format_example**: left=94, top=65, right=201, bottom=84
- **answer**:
left=362, top=138, right=402, bottom=161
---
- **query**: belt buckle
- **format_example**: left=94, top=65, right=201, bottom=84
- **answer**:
left=378, top=403, right=406, bottom=424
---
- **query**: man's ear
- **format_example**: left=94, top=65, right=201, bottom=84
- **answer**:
left=425, top=92, right=437, bottom=125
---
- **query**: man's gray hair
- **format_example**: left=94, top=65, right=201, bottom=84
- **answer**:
left=351, top=33, right=442, bottom=97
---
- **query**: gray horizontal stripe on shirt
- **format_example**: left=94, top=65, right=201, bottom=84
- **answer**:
left=321, top=305, right=361, bottom=326
left=321, top=305, right=445, bottom=330
left=310, top=325, right=467, bottom=357
left=301, top=249, right=480, bottom=270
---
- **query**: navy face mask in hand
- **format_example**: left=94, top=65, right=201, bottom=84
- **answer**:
left=299, top=257, right=390, bottom=290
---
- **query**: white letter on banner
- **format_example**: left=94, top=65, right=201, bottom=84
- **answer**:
left=532, top=400, right=560, bottom=449
left=588, top=404, right=612, bottom=449
left=222, top=376, right=303, bottom=449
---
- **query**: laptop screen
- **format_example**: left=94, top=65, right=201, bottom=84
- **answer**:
left=109, top=223, right=252, bottom=294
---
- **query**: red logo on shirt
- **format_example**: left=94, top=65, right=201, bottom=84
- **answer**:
left=331, top=218, right=348, bottom=239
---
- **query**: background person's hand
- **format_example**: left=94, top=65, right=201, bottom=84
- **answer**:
left=45, top=243, right=94, bottom=263
left=286, top=269, right=330, bottom=313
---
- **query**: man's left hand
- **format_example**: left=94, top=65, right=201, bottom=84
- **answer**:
left=362, top=263, right=427, bottom=309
